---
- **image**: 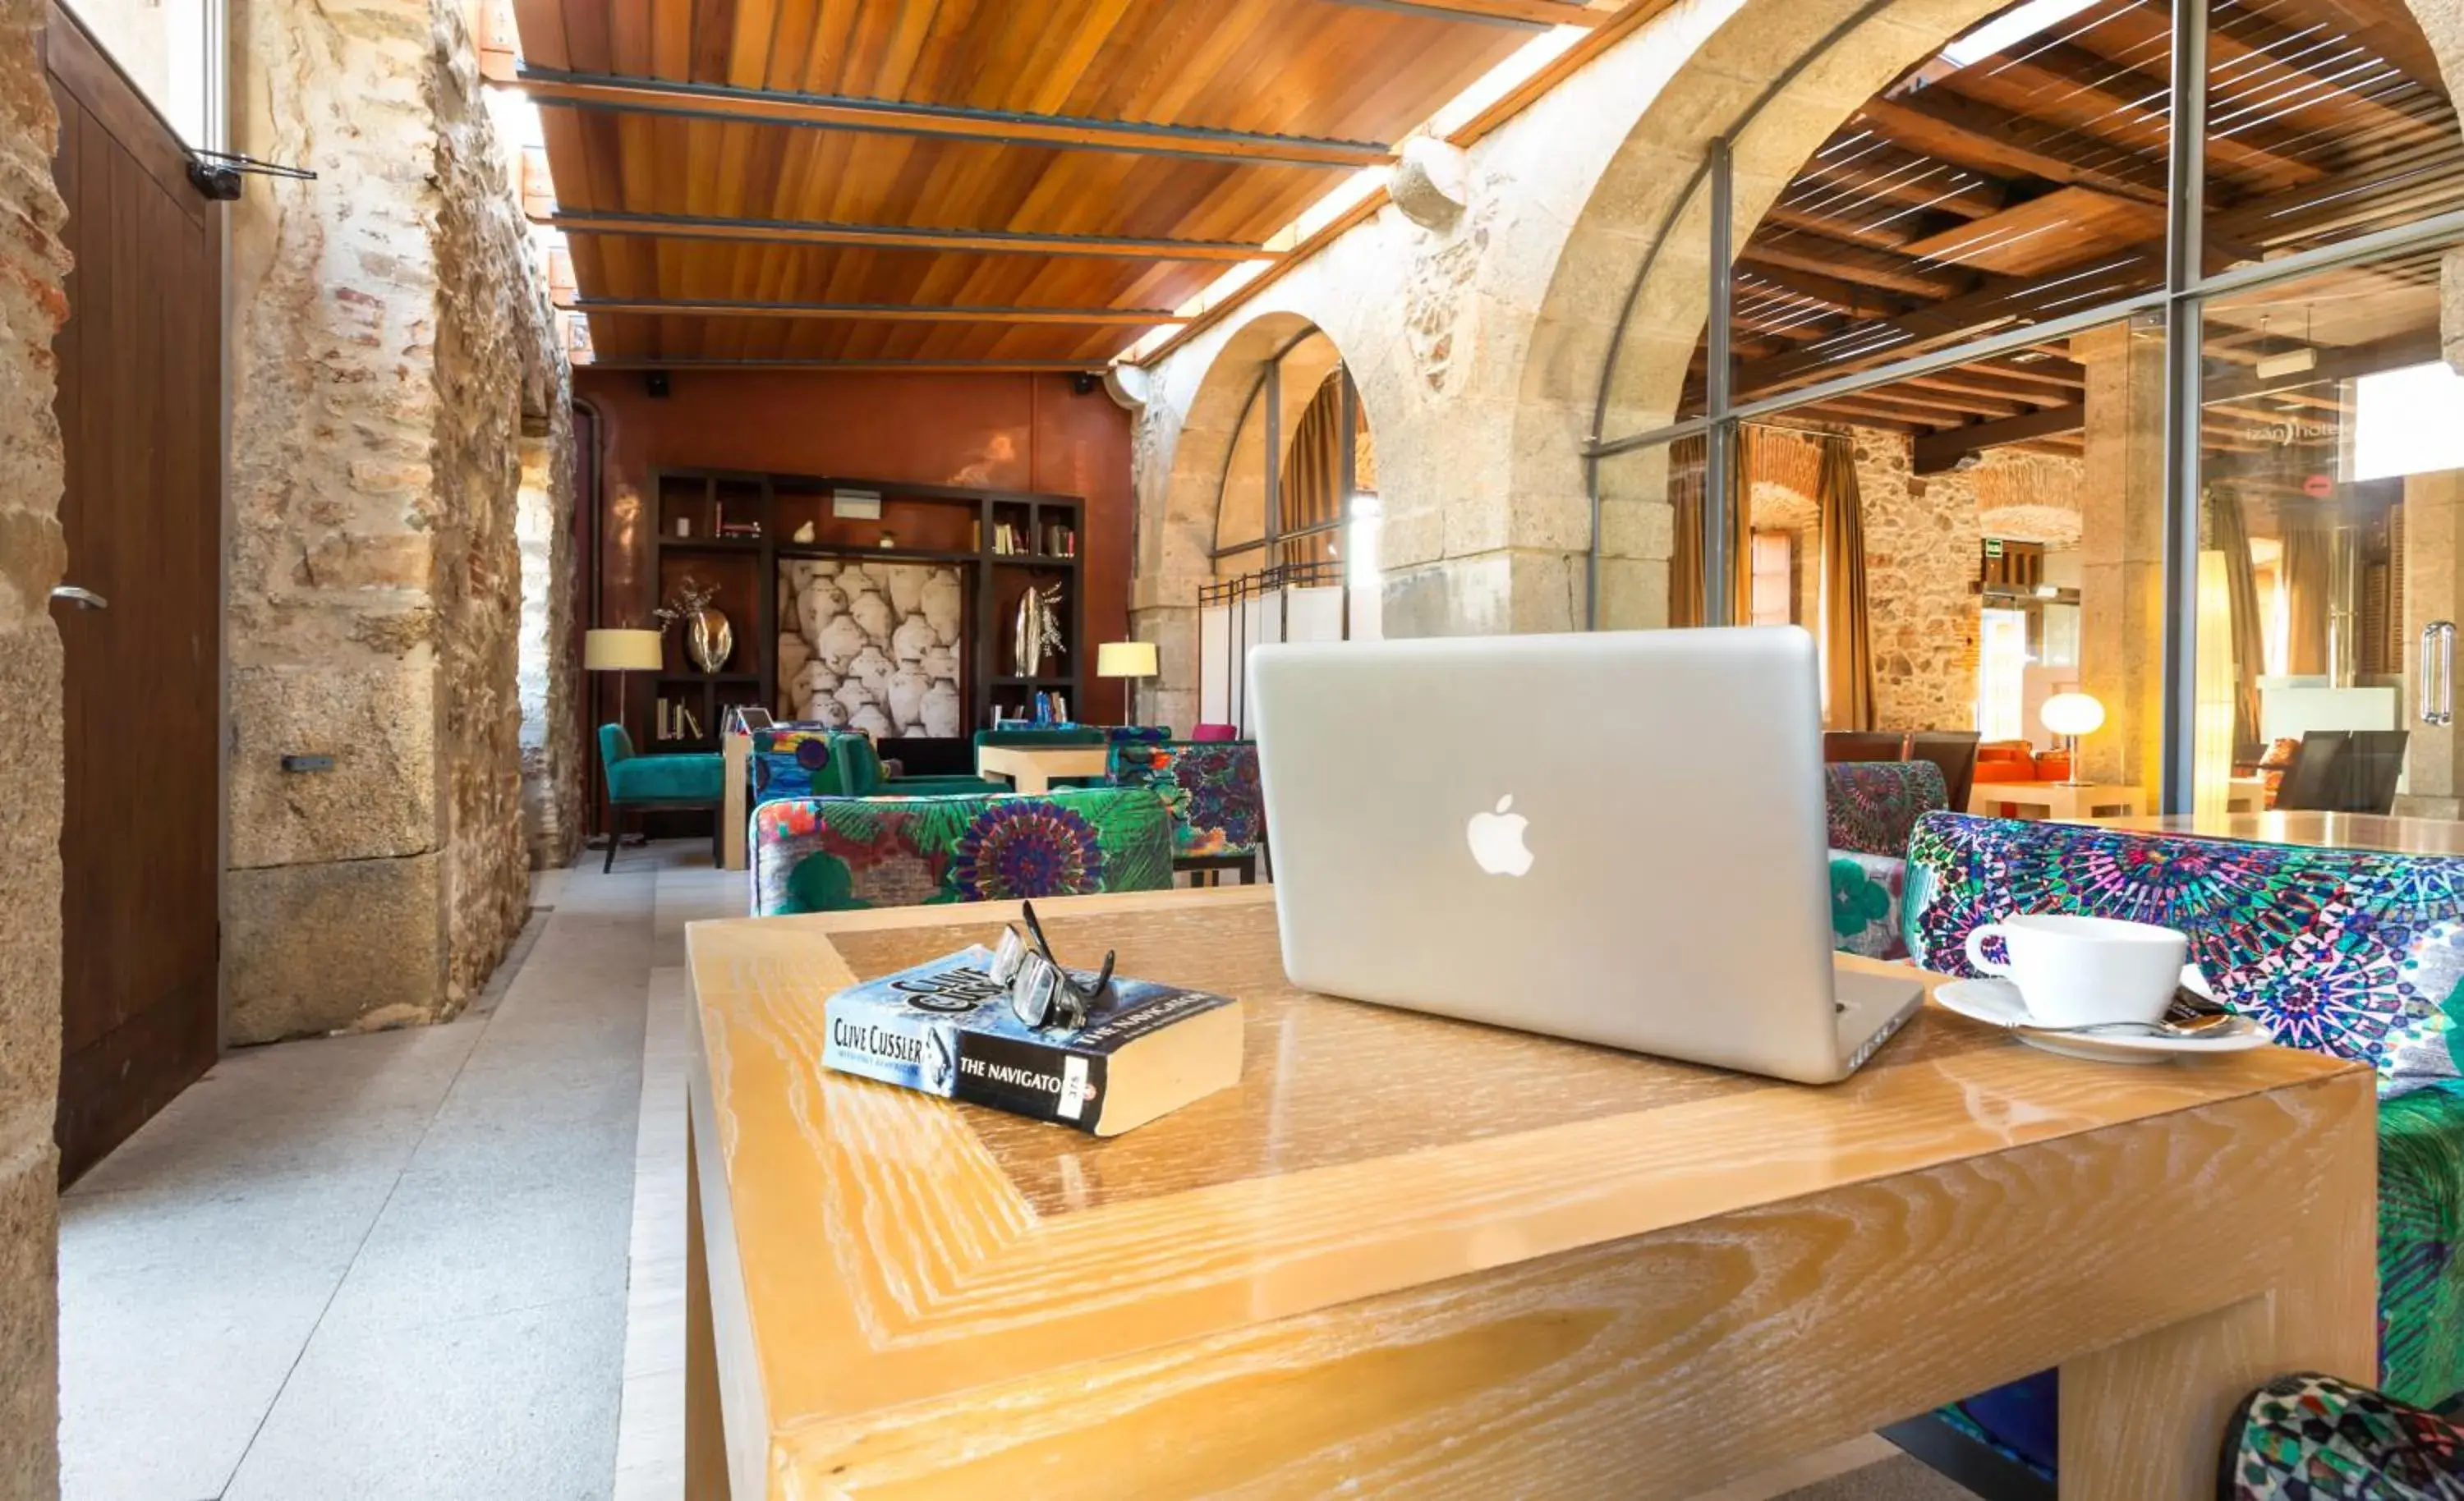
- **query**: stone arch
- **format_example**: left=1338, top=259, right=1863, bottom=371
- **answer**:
left=1508, top=0, right=2464, bottom=631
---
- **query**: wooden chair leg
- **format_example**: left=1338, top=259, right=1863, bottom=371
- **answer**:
left=605, top=806, right=623, bottom=873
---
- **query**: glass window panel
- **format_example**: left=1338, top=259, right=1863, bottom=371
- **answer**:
left=1724, top=0, right=2171, bottom=411
left=2194, top=245, right=2457, bottom=814
left=63, top=0, right=220, bottom=149
left=2204, top=0, right=2462, bottom=273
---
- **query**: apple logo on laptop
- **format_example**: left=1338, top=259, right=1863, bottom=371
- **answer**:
left=1466, top=796, right=1533, bottom=876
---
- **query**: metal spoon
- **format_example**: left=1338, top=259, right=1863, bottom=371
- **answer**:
left=2023, top=1010, right=2255, bottom=1040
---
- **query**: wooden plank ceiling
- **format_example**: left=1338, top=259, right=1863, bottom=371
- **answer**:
left=1691, top=0, right=2464, bottom=470
left=503, top=0, right=1601, bottom=370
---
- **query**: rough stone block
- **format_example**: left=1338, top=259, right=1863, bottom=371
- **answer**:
left=0, top=627, right=61, bottom=1125
left=228, top=661, right=438, bottom=869
left=225, top=853, right=445, bottom=1044
left=0, top=1139, right=57, bottom=1501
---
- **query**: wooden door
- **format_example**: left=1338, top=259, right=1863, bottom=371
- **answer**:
left=44, top=5, right=222, bottom=1183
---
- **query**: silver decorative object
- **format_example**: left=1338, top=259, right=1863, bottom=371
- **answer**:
left=1014, top=581, right=1067, bottom=677
left=656, top=578, right=734, bottom=675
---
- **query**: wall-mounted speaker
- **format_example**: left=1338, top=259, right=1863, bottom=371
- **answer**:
left=645, top=371, right=671, bottom=398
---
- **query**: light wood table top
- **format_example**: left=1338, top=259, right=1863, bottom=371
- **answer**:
left=685, top=887, right=2375, bottom=1499
left=1969, top=779, right=2149, bottom=819
left=973, top=742, right=1110, bottom=795
left=2090, top=810, right=2464, bottom=855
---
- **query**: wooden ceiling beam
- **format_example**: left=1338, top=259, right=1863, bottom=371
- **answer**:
left=1982, top=46, right=2324, bottom=189
left=1741, top=237, right=1969, bottom=300
left=1326, top=0, right=1619, bottom=28
left=1855, top=94, right=2167, bottom=203
left=539, top=210, right=1279, bottom=263
left=487, top=60, right=1393, bottom=168
left=1914, top=403, right=2086, bottom=472
left=1800, top=138, right=2009, bottom=220
left=580, top=359, right=1113, bottom=373
left=1733, top=259, right=1913, bottom=320
left=563, top=298, right=1188, bottom=326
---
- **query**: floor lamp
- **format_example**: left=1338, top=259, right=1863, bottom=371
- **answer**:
left=586, top=628, right=664, bottom=850
left=1097, top=640, right=1159, bottom=729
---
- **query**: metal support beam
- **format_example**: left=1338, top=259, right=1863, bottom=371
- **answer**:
left=489, top=60, right=1391, bottom=168
left=540, top=210, right=1276, bottom=263
left=1703, top=138, right=1737, bottom=629
left=562, top=298, right=1184, bottom=327
left=2158, top=0, right=2210, bottom=815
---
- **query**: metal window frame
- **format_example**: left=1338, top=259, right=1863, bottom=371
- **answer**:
left=1582, top=0, right=2464, bottom=812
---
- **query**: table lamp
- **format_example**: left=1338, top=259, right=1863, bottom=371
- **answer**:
left=1096, top=640, right=1159, bottom=728
left=586, top=627, right=664, bottom=741
left=2039, top=691, right=2105, bottom=788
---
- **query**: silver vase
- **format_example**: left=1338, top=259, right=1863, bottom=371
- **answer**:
left=687, top=606, right=733, bottom=674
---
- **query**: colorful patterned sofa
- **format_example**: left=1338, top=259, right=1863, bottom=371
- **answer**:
left=1106, top=739, right=1267, bottom=881
left=747, top=729, right=1000, bottom=806
left=751, top=785, right=1175, bottom=915
left=1891, top=812, right=2464, bottom=1485
left=1823, top=760, right=1947, bottom=962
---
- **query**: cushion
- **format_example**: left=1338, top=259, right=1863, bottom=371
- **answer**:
left=750, top=730, right=848, bottom=803
left=608, top=750, right=722, bottom=803
left=1106, top=741, right=1265, bottom=860
left=751, top=786, right=1175, bottom=914
left=1823, top=761, right=1947, bottom=858
left=1828, top=852, right=1910, bottom=961
left=1904, top=813, right=2464, bottom=1090
left=2226, top=1373, right=2464, bottom=1500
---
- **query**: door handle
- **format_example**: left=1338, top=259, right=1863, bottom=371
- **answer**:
left=2423, top=621, right=2456, bottom=727
left=48, top=585, right=106, bottom=612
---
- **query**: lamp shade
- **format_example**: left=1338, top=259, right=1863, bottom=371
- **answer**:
left=2040, top=691, right=2106, bottom=737
left=1096, top=640, right=1159, bottom=679
left=584, top=627, right=664, bottom=672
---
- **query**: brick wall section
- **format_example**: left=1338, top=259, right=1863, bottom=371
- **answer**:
left=0, top=0, right=68, bottom=1488
left=225, top=0, right=568, bottom=1041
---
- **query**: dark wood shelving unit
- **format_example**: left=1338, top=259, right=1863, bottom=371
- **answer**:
left=646, top=466, right=1088, bottom=751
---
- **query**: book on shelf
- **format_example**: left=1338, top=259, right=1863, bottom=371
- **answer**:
left=678, top=705, right=702, bottom=741
left=1043, top=523, right=1076, bottom=557
left=824, top=947, right=1243, bottom=1136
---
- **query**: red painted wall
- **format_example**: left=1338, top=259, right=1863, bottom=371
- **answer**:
left=580, top=368, right=1137, bottom=726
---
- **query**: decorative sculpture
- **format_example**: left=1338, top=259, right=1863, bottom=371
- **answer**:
left=656, top=576, right=733, bottom=675
left=1014, top=581, right=1067, bottom=677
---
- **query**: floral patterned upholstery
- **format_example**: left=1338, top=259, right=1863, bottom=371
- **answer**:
left=2227, top=1373, right=2464, bottom=1499
left=750, top=786, right=1174, bottom=914
left=1822, top=762, right=1945, bottom=962
left=1105, top=740, right=1266, bottom=861
left=749, top=729, right=850, bottom=803
left=1825, top=762, right=1947, bottom=857
left=1894, top=813, right=2464, bottom=1480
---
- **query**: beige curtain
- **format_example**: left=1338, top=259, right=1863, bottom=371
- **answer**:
left=1818, top=436, right=1877, bottom=732
left=2283, top=519, right=2330, bottom=677
left=1277, top=373, right=1345, bottom=563
left=2205, top=487, right=2265, bottom=753
left=1669, top=430, right=1749, bottom=628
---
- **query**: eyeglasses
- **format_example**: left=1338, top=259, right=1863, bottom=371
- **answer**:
left=987, top=900, right=1116, bottom=1031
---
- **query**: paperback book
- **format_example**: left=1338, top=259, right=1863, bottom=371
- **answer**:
left=824, top=947, right=1243, bottom=1136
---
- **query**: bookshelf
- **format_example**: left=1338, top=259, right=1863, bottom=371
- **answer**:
left=645, top=467, right=1086, bottom=752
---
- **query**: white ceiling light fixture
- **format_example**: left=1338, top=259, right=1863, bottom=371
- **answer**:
left=2255, top=347, right=2319, bottom=380
left=1941, top=0, right=2103, bottom=68
left=2352, top=361, right=2464, bottom=483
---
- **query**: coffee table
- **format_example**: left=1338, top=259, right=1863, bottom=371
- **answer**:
left=1969, top=779, right=2149, bottom=819
left=974, top=742, right=1110, bottom=794
left=685, top=888, right=2374, bottom=1498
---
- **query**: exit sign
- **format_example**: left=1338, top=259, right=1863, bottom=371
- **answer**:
left=1983, top=538, right=2005, bottom=558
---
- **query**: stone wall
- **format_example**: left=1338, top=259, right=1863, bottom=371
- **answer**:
left=1855, top=429, right=1982, bottom=733
left=226, top=0, right=569, bottom=1042
left=0, top=0, right=67, bottom=1486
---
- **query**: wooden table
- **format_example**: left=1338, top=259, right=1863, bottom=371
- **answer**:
left=1970, top=779, right=2149, bottom=820
left=685, top=888, right=2375, bottom=1499
left=974, top=742, right=1110, bottom=794
left=2091, top=810, right=2464, bottom=855
left=720, top=732, right=750, bottom=872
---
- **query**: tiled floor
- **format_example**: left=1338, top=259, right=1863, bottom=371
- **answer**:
left=57, top=842, right=1969, bottom=1500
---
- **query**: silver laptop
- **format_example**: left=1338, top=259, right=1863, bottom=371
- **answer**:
left=1248, top=627, right=1921, bottom=1084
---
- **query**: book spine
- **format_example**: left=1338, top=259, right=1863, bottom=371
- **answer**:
left=824, top=997, right=958, bottom=1096
left=953, top=1031, right=1107, bottom=1132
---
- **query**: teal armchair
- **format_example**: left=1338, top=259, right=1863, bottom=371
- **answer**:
left=830, top=733, right=1008, bottom=799
left=599, top=723, right=724, bottom=872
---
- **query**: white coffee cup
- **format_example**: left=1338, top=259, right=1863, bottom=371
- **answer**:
left=1962, top=914, right=2192, bottom=1028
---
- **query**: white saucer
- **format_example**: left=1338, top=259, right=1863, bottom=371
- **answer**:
left=1932, top=978, right=2272, bottom=1064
